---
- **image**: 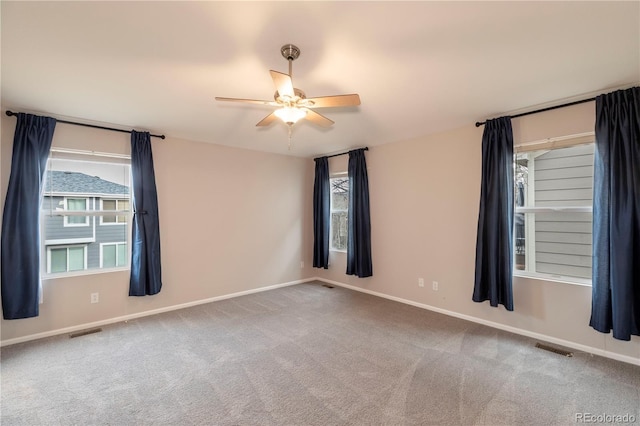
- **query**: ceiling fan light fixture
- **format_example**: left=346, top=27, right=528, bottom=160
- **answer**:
left=274, top=107, right=307, bottom=125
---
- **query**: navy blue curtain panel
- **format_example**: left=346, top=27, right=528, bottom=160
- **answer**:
left=1, top=113, right=56, bottom=319
left=472, top=117, right=514, bottom=311
left=347, top=149, right=372, bottom=278
left=590, top=87, right=640, bottom=341
left=129, top=131, right=162, bottom=296
left=313, top=157, right=330, bottom=269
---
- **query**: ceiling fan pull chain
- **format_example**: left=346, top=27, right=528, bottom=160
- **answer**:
left=287, top=124, right=293, bottom=150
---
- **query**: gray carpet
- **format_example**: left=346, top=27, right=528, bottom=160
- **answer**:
left=1, top=281, right=639, bottom=425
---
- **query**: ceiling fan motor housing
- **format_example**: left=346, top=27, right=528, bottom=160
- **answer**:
left=281, top=44, right=300, bottom=61
left=274, top=88, right=307, bottom=105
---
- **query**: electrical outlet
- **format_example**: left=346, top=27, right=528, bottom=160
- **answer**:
left=432, top=281, right=439, bottom=291
left=418, top=278, right=424, bottom=287
left=300, top=261, right=305, bottom=269
left=90, top=293, right=99, bottom=304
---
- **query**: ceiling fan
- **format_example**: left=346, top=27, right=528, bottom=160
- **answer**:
left=215, top=44, right=361, bottom=134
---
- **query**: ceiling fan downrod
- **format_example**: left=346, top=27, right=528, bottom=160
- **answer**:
left=280, top=44, right=300, bottom=78
left=287, top=123, right=294, bottom=151
left=279, top=44, right=299, bottom=150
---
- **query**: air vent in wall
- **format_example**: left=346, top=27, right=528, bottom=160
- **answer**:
left=536, top=342, right=573, bottom=357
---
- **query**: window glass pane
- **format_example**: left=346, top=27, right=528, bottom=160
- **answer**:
left=515, top=158, right=527, bottom=271
left=117, top=243, right=127, bottom=267
left=102, top=215, right=116, bottom=223
left=331, top=178, right=349, bottom=210
left=67, top=198, right=87, bottom=224
left=331, top=212, right=348, bottom=251
left=50, top=248, right=67, bottom=273
left=330, top=177, right=349, bottom=251
left=43, top=157, right=131, bottom=275
left=102, top=199, right=116, bottom=223
left=67, top=198, right=86, bottom=210
left=118, top=200, right=129, bottom=223
left=533, top=211, right=592, bottom=280
left=68, top=247, right=85, bottom=271
left=103, top=245, right=116, bottom=268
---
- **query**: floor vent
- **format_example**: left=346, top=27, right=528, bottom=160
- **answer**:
left=322, top=284, right=334, bottom=289
left=69, top=328, right=102, bottom=339
left=536, top=342, right=573, bottom=357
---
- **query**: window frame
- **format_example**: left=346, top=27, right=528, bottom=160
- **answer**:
left=41, top=149, right=132, bottom=279
left=329, top=175, right=349, bottom=252
left=63, top=197, right=90, bottom=227
left=512, top=132, right=595, bottom=286
left=99, top=242, right=128, bottom=269
left=100, top=198, right=129, bottom=225
left=46, top=245, right=88, bottom=274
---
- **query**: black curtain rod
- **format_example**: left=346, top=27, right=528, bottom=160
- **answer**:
left=320, top=147, right=369, bottom=160
left=475, top=97, right=595, bottom=127
left=5, top=110, right=166, bottom=139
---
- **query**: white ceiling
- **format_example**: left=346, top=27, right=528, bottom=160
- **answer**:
left=2, top=1, right=638, bottom=158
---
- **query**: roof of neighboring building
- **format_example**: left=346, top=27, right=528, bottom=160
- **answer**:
left=44, top=171, right=129, bottom=195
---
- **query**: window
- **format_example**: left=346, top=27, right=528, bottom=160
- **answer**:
left=330, top=177, right=349, bottom=251
left=514, top=137, right=594, bottom=284
left=101, top=199, right=129, bottom=224
left=42, top=152, right=131, bottom=276
left=47, top=245, right=87, bottom=273
left=100, top=242, right=127, bottom=268
left=63, top=197, right=89, bottom=226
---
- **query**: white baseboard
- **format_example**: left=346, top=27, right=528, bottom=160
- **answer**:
left=1, top=278, right=314, bottom=347
left=315, top=277, right=640, bottom=367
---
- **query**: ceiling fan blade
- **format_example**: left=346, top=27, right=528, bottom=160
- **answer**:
left=270, top=70, right=294, bottom=98
left=256, top=112, right=278, bottom=127
left=305, top=109, right=334, bottom=127
left=215, top=97, right=278, bottom=106
left=305, top=94, right=361, bottom=108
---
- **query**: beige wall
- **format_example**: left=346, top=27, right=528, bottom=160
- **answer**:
left=2, top=103, right=639, bottom=363
left=311, top=101, right=640, bottom=362
left=1, top=114, right=309, bottom=341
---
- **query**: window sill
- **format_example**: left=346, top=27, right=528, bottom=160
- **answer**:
left=513, top=271, right=592, bottom=287
left=44, top=266, right=130, bottom=281
left=330, top=249, right=347, bottom=254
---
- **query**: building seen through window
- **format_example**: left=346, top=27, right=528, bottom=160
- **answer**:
left=514, top=143, right=594, bottom=283
left=42, top=157, right=131, bottom=275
